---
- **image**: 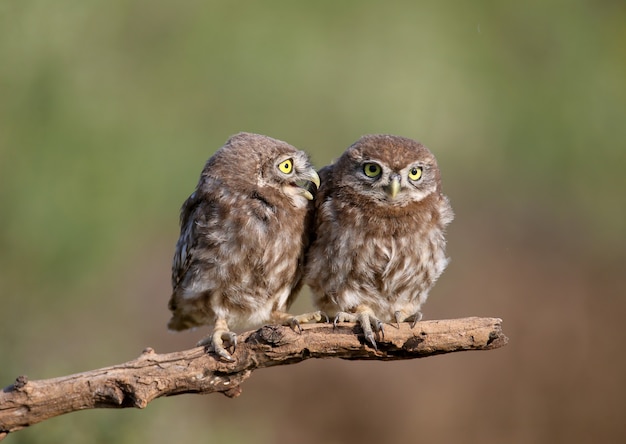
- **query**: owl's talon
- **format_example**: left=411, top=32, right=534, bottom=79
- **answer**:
left=333, top=311, right=357, bottom=328
left=196, top=336, right=211, bottom=347
left=199, top=329, right=237, bottom=362
left=273, top=310, right=327, bottom=333
left=376, top=320, right=385, bottom=339
left=365, top=332, right=378, bottom=351
left=290, top=318, right=303, bottom=334
left=393, top=311, right=402, bottom=329
left=355, top=311, right=384, bottom=350
left=307, top=310, right=328, bottom=324
left=409, top=311, right=423, bottom=328
left=214, top=345, right=235, bottom=362
left=333, top=311, right=383, bottom=349
left=225, top=331, right=237, bottom=351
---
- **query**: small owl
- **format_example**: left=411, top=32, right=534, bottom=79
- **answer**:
left=168, top=132, right=323, bottom=361
left=305, top=134, right=453, bottom=349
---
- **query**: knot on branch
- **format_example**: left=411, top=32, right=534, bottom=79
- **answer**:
left=248, top=325, right=295, bottom=346
left=3, top=376, right=29, bottom=394
left=140, top=347, right=156, bottom=356
left=95, top=381, right=148, bottom=409
left=13, top=376, right=29, bottom=391
left=403, top=333, right=427, bottom=352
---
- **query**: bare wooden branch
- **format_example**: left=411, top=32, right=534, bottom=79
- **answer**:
left=0, top=317, right=507, bottom=439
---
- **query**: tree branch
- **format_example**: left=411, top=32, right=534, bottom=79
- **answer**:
left=0, top=317, right=507, bottom=439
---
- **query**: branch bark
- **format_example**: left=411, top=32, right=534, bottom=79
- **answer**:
left=0, top=317, right=507, bottom=439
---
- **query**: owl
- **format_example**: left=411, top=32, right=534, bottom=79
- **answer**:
left=168, top=132, right=324, bottom=361
left=305, top=134, right=454, bottom=349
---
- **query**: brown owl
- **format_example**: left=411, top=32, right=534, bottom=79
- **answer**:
left=168, top=132, right=324, bottom=361
left=305, top=134, right=454, bottom=349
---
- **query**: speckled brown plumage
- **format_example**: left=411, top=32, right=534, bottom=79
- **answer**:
left=168, top=132, right=322, bottom=360
left=305, top=134, right=453, bottom=348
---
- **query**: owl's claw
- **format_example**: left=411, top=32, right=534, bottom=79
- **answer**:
left=198, top=329, right=237, bottom=362
left=213, top=345, right=235, bottom=362
left=333, top=312, right=357, bottom=328
left=377, top=320, right=385, bottom=339
left=334, top=310, right=384, bottom=350
left=391, top=310, right=423, bottom=328
left=363, top=319, right=383, bottom=350
left=274, top=310, right=328, bottom=334
left=409, top=311, right=423, bottom=328
left=394, top=311, right=402, bottom=329
left=290, top=318, right=303, bottom=334
left=365, top=332, right=377, bottom=350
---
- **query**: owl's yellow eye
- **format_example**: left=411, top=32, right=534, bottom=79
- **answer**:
left=408, top=166, right=423, bottom=181
left=363, top=163, right=382, bottom=178
left=278, top=159, right=293, bottom=174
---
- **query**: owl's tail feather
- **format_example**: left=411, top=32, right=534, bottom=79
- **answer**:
left=167, top=315, right=188, bottom=331
left=167, top=291, right=208, bottom=331
left=167, top=301, right=203, bottom=331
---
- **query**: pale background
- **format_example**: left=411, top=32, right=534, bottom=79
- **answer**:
left=1, top=1, right=625, bottom=443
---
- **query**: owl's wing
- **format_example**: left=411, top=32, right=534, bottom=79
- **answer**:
left=168, top=186, right=228, bottom=330
left=171, top=190, right=204, bottom=291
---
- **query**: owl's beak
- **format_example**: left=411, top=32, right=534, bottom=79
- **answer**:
left=296, top=168, right=320, bottom=201
left=306, top=169, right=321, bottom=189
left=387, top=176, right=401, bottom=199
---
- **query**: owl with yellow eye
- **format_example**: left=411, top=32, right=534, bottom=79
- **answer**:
left=305, top=134, right=454, bottom=349
left=168, top=132, right=324, bottom=361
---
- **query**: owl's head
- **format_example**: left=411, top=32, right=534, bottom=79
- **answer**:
left=334, top=134, right=443, bottom=207
left=202, top=132, right=320, bottom=207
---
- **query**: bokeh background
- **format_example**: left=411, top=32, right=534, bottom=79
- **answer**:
left=1, top=1, right=625, bottom=443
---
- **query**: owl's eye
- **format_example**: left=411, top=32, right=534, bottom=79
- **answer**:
left=278, top=159, right=293, bottom=174
left=363, top=163, right=382, bottom=178
left=408, top=166, right=423, bottom=181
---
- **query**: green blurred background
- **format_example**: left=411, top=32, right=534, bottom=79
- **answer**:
left=1, top=0, right=625, bottom=442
